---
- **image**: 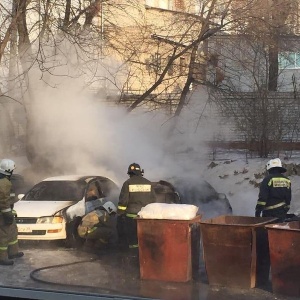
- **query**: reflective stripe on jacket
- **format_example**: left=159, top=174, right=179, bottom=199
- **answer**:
left=256, top=173, right=291, bottom=213
left=118, top=175, right=157, bottom=214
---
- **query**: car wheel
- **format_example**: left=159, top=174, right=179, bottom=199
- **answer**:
left=65, top=217, right=85, bottom=248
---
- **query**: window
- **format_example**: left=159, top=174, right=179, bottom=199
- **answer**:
left=146, top=53, right=162, bottom=74
left=179, top=57, right=186, bottom=74
left=279, top=52, right=300, bottom=69
left=174, top=0, right=185, bottom=11
left=23, top=181, right=85, bottom=201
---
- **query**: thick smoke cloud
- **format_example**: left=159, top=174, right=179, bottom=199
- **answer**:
left=24, top=54, right=217, bottom=184
left=17, top=39, right=242, bottom=218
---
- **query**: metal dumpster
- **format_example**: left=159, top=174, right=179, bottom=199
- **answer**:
left=266, top=221, right=300, bottom=297
left=200, top=215, right=277, bottom=288
left=137, top=215, right=201, bottom=282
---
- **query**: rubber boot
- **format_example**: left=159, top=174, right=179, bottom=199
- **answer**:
left=8, top=242, right=24, bottom=259
left=0, top=259, right=14, bottom=265
left=0, top=249, right=13, bottom=265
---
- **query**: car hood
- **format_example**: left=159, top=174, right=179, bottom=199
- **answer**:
left=14, top=201, right=75, bottom=218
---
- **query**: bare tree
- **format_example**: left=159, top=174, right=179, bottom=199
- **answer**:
left=207, top=32, right=300, bottom=157
left=1, top=0, right=299, bottom=162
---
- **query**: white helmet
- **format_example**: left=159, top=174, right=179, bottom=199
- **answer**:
left=266, top=158, right=286, bottom=172
left=102, top=201, right=117, bottom=214
left=0, top=159, right=16, bottom=175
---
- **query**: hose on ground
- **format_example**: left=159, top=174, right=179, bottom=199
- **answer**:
left=29, top=252, right=146, bottom=299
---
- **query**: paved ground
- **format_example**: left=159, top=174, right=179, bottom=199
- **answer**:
left=0, top=241, right=298, bottom=300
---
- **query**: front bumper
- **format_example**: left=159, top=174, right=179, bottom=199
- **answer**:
left=17, top=222, right=67, bottom=240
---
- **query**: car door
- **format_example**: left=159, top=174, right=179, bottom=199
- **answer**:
left=97, top=178, right=120, bottom=206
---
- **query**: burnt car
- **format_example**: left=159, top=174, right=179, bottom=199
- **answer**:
left=152, top=177, right=232, bottom=220
left=166, top=177, right=232, bottom=220
left=152, top=180, right=181, bottom=204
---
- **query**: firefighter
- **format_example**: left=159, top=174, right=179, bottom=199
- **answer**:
left=0, top=159, right=24, bottom=265
left=78, top=201, right=117, bottom=251
left=255, top=158, right=291, bottom=222
left=117, top=163, right=157, bottom=249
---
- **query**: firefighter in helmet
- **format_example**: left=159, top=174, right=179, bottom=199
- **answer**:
left=255, top=158, right=291, bottom=222
left=117, top=163, right=157, bottom=249
left=78, top=200, right=118, bottom=251
left=0, top=159, right=24, bottom=265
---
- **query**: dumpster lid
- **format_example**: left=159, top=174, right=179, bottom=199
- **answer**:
left=200, top=215, right=278, bottom=226
left=266, top=220, right=300, bottom=231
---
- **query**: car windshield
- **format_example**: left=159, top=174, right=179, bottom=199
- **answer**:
left=22, top=181, right=85, bottom=201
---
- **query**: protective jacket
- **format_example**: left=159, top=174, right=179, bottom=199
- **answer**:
left=0, top=175, right=21, bottom=262
left=118, top=175, right=157, bottom=215
left=78, top=207, right=117, bottom=250
left=255, top=171, right=291, bottom=220
left=117, top=174, right=157, bottom=249
left=0, top=176, right=12, bottom=213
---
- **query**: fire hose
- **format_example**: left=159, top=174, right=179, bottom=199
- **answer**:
left=29, top=251, right=146, bottom=299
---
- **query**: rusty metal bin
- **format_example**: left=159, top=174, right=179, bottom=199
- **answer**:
left=200, top=215, right=277, bottom=288
left=266, top=221, right=300, bottom=297
left=137, top=215, right=201, bottom=282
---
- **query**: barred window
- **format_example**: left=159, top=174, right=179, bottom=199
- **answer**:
left=279, top=52, right=300, bottom=69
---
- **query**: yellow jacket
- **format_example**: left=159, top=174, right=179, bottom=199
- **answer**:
left=0, top=177, right=12, bottom=213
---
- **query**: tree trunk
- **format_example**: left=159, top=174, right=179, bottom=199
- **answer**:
left=268, top=41, right=279, bottom=91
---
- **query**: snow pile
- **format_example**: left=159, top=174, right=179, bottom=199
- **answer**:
left=138, top=203, right=199, bottom=220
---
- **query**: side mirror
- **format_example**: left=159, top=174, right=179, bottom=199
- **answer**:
left=18, top=194, right=25, bottom=200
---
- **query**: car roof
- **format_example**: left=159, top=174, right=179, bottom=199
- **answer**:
left=42, top=175, right=109, bottom=182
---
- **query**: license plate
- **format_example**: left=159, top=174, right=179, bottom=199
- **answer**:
left=18, top=227, right=32, bottom=233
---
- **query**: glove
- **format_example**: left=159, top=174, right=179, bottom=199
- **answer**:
left=2, top=211, right=14, bottom=225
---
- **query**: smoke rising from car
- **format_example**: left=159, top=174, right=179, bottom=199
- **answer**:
left=25, top=79, right=214, bottom=180
left=16, top=42, right=254, bottom=217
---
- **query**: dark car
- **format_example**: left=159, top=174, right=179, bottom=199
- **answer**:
left=152, top=180, right=181, bottom=204
left=166, top=177, right=232, bottom=220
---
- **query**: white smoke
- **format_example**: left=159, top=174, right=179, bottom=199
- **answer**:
left=13, top=38, right=260, bottom=218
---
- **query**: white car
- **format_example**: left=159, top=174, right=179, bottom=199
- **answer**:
left=14, top=175, right=120, bottom=247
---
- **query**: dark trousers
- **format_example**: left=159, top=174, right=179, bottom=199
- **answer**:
left=117, top=215, right=138, bottom=249
left=262, top=206, right=287, bottom=222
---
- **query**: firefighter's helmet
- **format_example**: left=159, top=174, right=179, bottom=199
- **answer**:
left=266, top=158, right=286, bottom=172
left=102, top=201, right=117, bottom=214
left=127, top=163, right=144, bottom=176
left=0, top=159, right=16, bottom=176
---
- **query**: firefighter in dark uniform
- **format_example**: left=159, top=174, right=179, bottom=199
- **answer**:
left=255, top=158, right=291, bottom=222
left=0, top=159, right=24, bottom=265
left=117, top=163, right=157, bottom=249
